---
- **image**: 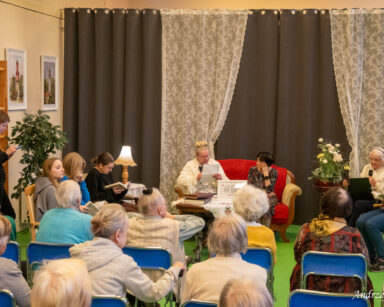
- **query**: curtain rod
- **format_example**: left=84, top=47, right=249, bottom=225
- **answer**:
left=0, top=0, right=62, bottom=20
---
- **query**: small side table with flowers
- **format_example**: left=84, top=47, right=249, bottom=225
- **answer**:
left=309, top=138, right=350, bottom=194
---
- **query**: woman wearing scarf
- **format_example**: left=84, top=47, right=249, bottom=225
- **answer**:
left=289, top=187, right=373, bottom=296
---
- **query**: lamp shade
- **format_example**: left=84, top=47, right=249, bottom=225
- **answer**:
left=115, top=146, right=137, bottom=167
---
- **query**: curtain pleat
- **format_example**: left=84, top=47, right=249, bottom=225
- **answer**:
left=63, top=8, right=162, bottom=187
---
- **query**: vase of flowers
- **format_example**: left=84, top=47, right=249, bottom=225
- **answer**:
left=309, top=138, right=350, bottom=194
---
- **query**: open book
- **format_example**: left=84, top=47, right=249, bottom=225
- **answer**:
left=104, top=182, right=129, bottom=190
left=84, top=201, right=106, bottom=216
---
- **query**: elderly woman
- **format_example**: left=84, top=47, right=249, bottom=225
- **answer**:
left=127, top=188, right=204, bottom=265
left=348, top=147, right=384, bottom=226
left=0, top=215, right=30, bottom=307
left=70, top=203, right=185, bottom=302
left=290, top=187, right=373, bottom=295
left=181, top=214, right=267, bottom=304
left=31, top=258, right=92, bottom=307
left=176, top=141, right=228, bottom=194
left=34, top=157, right=64, bottom=221
left=247, top=152, right=278, bottom=226
left=233, top=185, right=277, bottom=263
left=62, top=152, right=90, bottom=206
left=219, top=278, right=273, bottom=307
left=36, top=180, right=93, bottom=244
left=85, top=152, right=127, bottom=203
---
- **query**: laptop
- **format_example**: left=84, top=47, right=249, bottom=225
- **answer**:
left=348, top=178, right=374, bottom=201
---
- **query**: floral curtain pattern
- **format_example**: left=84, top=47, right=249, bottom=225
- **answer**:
left=160, top=9, right=248, bottom=203
left=330, top=9, right=384, bottom=176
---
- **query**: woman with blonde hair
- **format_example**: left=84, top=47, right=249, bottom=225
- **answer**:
left=31, top=258, right=92, bottom=307
left=34, top=157, right=64, bottom=221
left=233, top=185, right=277, bottom=263
left=62, top=152, right=90, bottom=206
left=0, top=215, right=30, bottom=307
left=70, top=203, right=185, bottom=302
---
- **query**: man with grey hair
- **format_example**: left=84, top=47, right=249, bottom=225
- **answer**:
left=181, top=214, right=267, bottom=304
left=127, top=188, right=205, bottom=266
left=233, top=185, right=277, bottom=263
left=36, top=180, right=93, bottom=243
left=219, top=278, right=273, bottom=307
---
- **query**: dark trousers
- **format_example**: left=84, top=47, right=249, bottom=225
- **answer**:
left=0, top=185, right=15, bottom=219
left=348, top=199, right=376, bottom=227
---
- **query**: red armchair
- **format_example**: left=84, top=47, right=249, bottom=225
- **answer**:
left=218, top=159, right=302, bottom=242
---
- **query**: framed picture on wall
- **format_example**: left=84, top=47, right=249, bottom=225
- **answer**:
left=41, top=55, right=58, bottom=111
left=6, top=48, right=27, bottom=110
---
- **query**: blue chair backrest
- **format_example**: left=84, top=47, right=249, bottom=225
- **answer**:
left=0, top=289, right=15, bottom=307
left=122, top=246, right=172, bottom=270
left=92, top=296, right=127, bottom=307
left=1, top=242, right=20, bottom=266
left=241, top=247, right=272, bottom=271
left=300, top=251, right=367, bottom=292
left=181, top=300, right=217, bottom=307
left=288, top=289, right=370, bottom=307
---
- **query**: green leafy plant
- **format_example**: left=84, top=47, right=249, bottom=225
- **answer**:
left=309, top=138, right=350, bottom=183
left=8, top=110, right=68, bottom=199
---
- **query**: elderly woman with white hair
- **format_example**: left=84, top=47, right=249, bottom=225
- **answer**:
left=219, top=278, right=273, bottom=307
left=36, top=180, right=93, bottom=244
left=233, top=185, right=277, bottom=263
left=181, top=214, right=267, bottom=304
left=31, top=258, right=92, bottom=307
left=0, top=215, right=30, bottom=307
left=347, top=147, right=384, bottom=227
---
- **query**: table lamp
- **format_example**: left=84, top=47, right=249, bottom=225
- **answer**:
left=115, top=146, right=137, bottom=184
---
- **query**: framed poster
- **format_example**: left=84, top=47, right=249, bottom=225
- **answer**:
left=6, top=48, right=27, bottom=110
left=41, top=55, right=58, bottom=111
left=217, top=180, right=247, bottom=198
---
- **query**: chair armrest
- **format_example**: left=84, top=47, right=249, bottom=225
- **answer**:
left=174, top=184, right=188, bottom=198
left=282, top=183, right=302, bottom=208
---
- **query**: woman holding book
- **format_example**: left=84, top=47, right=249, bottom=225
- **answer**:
left=85, top=152, right=127, bottom=203
left=34, top=157, right=64, bottom=222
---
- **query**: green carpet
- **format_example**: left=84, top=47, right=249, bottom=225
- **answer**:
left=18, top=225, right=384, bottom=306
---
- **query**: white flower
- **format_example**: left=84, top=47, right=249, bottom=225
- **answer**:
left=318, top=138, right=323, bottom=142
left=322, top=159, right=328, bottom=163
left=328, top=145, right=335, bottom=152
left=333, top=154, right=343, bottom=162
left=335, top=144, right=340, bottom=147
left=326, top=143, right=332, bottom=147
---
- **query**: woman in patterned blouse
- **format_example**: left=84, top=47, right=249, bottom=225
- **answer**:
left=290, top=187, right=373, bottom=299
left=247, top=152, right=278, bottom=226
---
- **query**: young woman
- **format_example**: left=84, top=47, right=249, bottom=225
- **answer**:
left=0, top=111, right=17, bottom=219
left=62, top=152, right=90, bottom=206
left=34, top=157, right=64, bottom=221
left=85, top=152, right=126, bottom=203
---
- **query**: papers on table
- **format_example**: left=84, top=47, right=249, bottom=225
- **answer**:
left=200, top=164, right=220, bottom=182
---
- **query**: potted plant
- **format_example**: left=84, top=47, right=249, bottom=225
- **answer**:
left=309, top=138, right=350, bottom=194
left=8, top=110, right=68, bottom=199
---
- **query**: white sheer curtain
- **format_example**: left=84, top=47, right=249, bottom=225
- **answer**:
left=160, top=9, right=248, bottom=203
left=330, top=9, right=384, bottom=176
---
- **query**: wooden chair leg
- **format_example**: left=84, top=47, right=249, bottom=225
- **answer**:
left=279, top=227, right=290, bottom=243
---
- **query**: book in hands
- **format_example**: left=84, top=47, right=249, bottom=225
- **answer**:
left=84, top=201, right=106, bottom=216
left=104, top=182, right=129, bottom=190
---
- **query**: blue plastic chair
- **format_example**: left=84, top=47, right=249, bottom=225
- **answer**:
left=300, top=251, right=368, bottom=292
left=91, top=295, right=128, bottom=307
left=181, top=300, right=217, bottom=307
left=1, top=241, right=20, bottom=266
left=0, top=289, right=15, bottom=307
left=288, top=289, right=370, bottom=307
left=122, top=246, right=174, bottom=306
left=241, top=247, right=274, bottom=295
left=27, top=242, right=73, bottom=284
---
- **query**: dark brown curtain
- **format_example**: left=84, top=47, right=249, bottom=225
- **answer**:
left=63, top=8, right=162, bottom=187
left=216, top=9, right=350, bottom=224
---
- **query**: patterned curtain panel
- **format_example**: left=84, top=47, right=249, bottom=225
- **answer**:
left=330, top=9, right=384, bottom=176
left=160, top=9, right=248, bottom=203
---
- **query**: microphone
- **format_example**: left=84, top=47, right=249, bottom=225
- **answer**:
left=199, top=166, right=203, bottom=173
left=369, top=170, right=373, bottom=177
